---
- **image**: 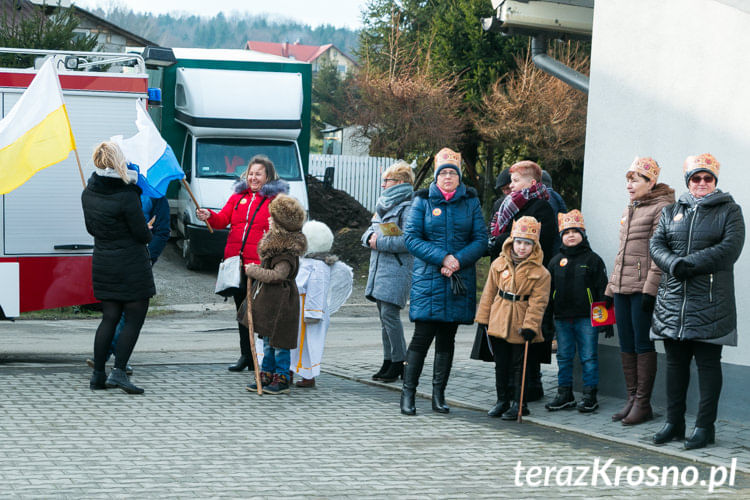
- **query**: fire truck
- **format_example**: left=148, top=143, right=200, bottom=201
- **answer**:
left=0, top=48, right=148, bottom=319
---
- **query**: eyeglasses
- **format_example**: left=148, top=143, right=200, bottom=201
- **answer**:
left=690, top=174, right=715, bottom=184
left=381, top=178, right=398, bottom=185
left=437, top=170, right=459, bottom=177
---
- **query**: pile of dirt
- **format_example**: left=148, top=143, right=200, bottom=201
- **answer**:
left=306, top=175, right=373, bottom=271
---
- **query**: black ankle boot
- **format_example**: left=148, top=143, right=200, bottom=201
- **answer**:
left=545, top=386, right=575, bottom=411
left=105, top=368, right=144, bottom=394
left=653, top=421, right=686, bottom=445
left=400, top=350, right=425, bottom=415
left=90, top=370, right=107, bottom=390
left=372, top=359, right=392, bottom=380
left=685, top=426, right=715, bottom=450
left=577, top=386, right=599, bottom=413
left=379, top=361, right=403, bottom=383
left=228, top=355, right=251, bottom=372
left=488, top=399, right=510, bottom=417
left=431, top=352, right=452, bottom=414
left=501, top=401, right=529, bottom=420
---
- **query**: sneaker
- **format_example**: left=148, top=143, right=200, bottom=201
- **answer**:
left=545, top=386, right=576, bottom=411
left=263, top=373, right=291, bottom=395
left=246, top=371, right=272, bottom=392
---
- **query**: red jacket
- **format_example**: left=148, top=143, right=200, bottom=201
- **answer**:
left=207, top=180, right=289, bottom=264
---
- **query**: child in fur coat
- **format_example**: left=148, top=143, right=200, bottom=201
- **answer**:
left=241, top=194, right=307, bottom=395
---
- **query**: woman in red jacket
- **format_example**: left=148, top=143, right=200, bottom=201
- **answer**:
left=197, top=155, right=289, bottom=371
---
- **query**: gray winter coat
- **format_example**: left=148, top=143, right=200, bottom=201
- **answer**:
left=362, top=198, right=413, bottom=308
left=650, top=190, right=745, bottom=345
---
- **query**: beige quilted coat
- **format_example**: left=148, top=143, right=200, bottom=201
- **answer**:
left=606, top=183, right=675, bottom=297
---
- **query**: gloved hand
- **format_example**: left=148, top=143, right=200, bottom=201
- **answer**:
left=450, top=273, right=467, bottom=295
left=672, top=260, right=695, bottom=281
left=598, top=325, right=615, bottom=338
left=603, top=295, right=614, bottom=310
left=641, top=294, right=656, bottom=315
left=519, top=328, right=536, bottom=342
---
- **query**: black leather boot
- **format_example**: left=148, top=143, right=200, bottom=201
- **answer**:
left=372, top=359, right=391, bottom=380
left=228, top=355, right=252, bottom=372
left=90, top=370, right=107, bottom=390
left=379, top=361, right=403, bottom=383
left=431, top=352, right=453, bottom=414
left=577, top=386, right=598, bottom=413
left=545, top=386, right=576, bottom=411
left=488, top=384, right=510, bottom=417
left=685, top=426, right=715, bottom=450
left=501, top=400, right=529, bottom=420
left=653, top=421, right=686, bottom=445
left=105, top=368, right=144, bottom=394
left=400, top=350, right=425, bottom=416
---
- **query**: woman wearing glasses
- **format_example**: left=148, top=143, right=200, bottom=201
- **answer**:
left=400, top=148, right=486, bottom=415
left=650, top=154, right=745, bottom=450
left=362, top=161, right=415, bottom=383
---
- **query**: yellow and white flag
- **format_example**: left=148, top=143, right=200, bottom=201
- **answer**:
left=0, top=58, right=76, bottom=195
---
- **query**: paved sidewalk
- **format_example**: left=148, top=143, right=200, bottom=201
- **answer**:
left=321, top=310, right=750, bottom=474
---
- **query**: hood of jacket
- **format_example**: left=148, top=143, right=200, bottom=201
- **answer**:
left=633, top=182, right=675, bottom=207
left=87, top=172, right=142, bottom=196
left=306, top=251, right=339, bottom=265
left=676, top=189, right=735, bottom=209
left=500, top=235, right=544, bottom=268
left=257, top=228, right=307, bottom=261
left=233, top=178, right=290, bottom=197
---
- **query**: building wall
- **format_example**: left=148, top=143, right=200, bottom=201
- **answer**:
left=313, top=47, right=356, bottom=76
left=582, top=0, right=750, bottom=414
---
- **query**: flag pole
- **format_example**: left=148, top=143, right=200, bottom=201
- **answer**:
left=181, top=178, right=214, bottom=233
left=73, top=149, right=86, bottom=189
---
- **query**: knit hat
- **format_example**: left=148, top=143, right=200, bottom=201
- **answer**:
left=558, top=209, right=585, bottom=236
left=434, top=147, right=462, bottom=180
left=541, top=170, right=553, bottom=187
left=302, top=220, right=334, bottom=254
left=269, top=194, right=306, bottom=232
left=683, top=153, right=720, bottom=186
left=510, top=216, right=541, bottom=243
left=628, top=157, right=660, bottom=182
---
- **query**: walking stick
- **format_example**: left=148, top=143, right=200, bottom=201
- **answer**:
left=246, top=277, right=262, bottom=395
left=517, top=340, right=530, bottom=423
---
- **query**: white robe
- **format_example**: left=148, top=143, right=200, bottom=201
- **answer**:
left=290, top=257, right=352, bottom=380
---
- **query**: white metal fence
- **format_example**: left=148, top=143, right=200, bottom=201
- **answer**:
left=309, top=154, right=398, bottom=212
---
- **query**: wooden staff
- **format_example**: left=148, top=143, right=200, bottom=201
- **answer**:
left=517, top=340, right=530, bottom=423
left=181, top=178, right=214, bottom=233
left=73, top=149, right=85, bottom=189
left=246, top=276, right=262, bottom=395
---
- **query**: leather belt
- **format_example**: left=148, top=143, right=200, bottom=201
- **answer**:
left=499, top=290, right=530, bottom=302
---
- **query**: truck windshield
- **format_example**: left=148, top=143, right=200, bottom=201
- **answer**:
left=195, top=138, right=302, bottom=180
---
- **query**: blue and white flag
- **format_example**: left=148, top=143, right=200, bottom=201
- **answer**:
left=112, top=100, right=184, bottom=197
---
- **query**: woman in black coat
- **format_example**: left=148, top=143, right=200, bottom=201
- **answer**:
left=81, top=142, right=155, bottom=394
left=649, top=154, right=745, bottom=450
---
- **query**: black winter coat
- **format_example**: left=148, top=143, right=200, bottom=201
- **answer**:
left=81, top=173, right=155, bottom=302
left=490, top=198, right=557, bottom=265
left=547, top=239, right=608, bottom=319
left=650, top=191, right=745, bottom=344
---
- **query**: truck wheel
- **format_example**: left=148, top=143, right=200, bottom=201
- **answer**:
left=183, top=238, right=202, bottom=270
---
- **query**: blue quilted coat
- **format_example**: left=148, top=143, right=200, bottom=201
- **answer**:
left=405, top=183, right=487, bottom=324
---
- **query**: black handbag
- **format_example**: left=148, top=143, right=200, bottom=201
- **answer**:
left=470, top=323, right=494, bottom=362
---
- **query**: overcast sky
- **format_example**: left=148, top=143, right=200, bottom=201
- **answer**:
left=73, top=0, right=369, bottom=29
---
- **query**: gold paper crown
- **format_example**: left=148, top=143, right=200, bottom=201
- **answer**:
left=510, top=216, right=541, bottom=243
left=628, top=157, right=660, bottom=182
left=684, top=153, right=720, bottom=179
left=435, top=147, right=462, bottom=170
left=558, top=209, right=585, bottom=233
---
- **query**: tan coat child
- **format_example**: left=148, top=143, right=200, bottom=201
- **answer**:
left=475, top=216, right=551, bottom=419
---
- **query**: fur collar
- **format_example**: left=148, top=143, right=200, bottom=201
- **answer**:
left=258, top=228, right=307, bottom=261
left=87, top=172, right=142, bottom=195
left=233, top=178, right=290, bottom=197
left=305, top=252, right=339, bottom=265
left=94, top=168, right=137, bottom=184
left=634, top=183, right=675, bottom=206
left=415, top=184, right=478, bottom=200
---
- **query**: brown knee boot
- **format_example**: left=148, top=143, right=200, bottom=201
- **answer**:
left=622, top=351, right=656, bottom=425
left=612, top=352, right=637, bottom=422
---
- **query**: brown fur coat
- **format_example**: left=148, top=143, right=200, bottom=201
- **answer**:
left=238, top=227, right=307, bottom=349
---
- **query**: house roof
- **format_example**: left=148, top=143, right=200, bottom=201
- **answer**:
left=244, top=41, right=356, bottom=65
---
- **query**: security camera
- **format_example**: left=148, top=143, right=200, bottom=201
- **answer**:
left=483, top=0, right=593, bottom=38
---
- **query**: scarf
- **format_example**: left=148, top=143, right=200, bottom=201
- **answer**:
left=376, top=182, right=413, bottom=217
left=491, top=182, right=549, bottom=237
left=437, top=185, right=457, bottom=201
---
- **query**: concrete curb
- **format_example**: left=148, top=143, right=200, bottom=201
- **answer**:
left=322, top=366, right=750, bottom=474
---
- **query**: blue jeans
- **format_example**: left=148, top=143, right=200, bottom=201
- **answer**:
left=261, top=338, right=291, bottom=378
left=613, top=293, right=655, bottom=354
left=554, top=318, right=599, bottom=388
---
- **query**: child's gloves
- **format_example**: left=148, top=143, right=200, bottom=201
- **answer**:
left=519, top=328, right=536, bottom=342
left=672, top=260, right=695, bottom=281
left=641, top=294, right=656, bottom=315
left=598, top=325, right=615, bottom=338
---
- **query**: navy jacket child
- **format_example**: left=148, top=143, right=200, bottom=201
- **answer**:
left=545, top=210, right=609, bottom=413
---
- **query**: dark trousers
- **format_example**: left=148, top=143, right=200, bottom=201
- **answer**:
left=614, top=293, right=655, bottom=354
left=509, top=342, right=533, bottom=402
left=664, top=339, right=723, bottom=427
left=233, top=289, right=251, bottom=356
left=489, top=336, right=513, bottom=400
left=408, top=321, right=458, bottom=356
